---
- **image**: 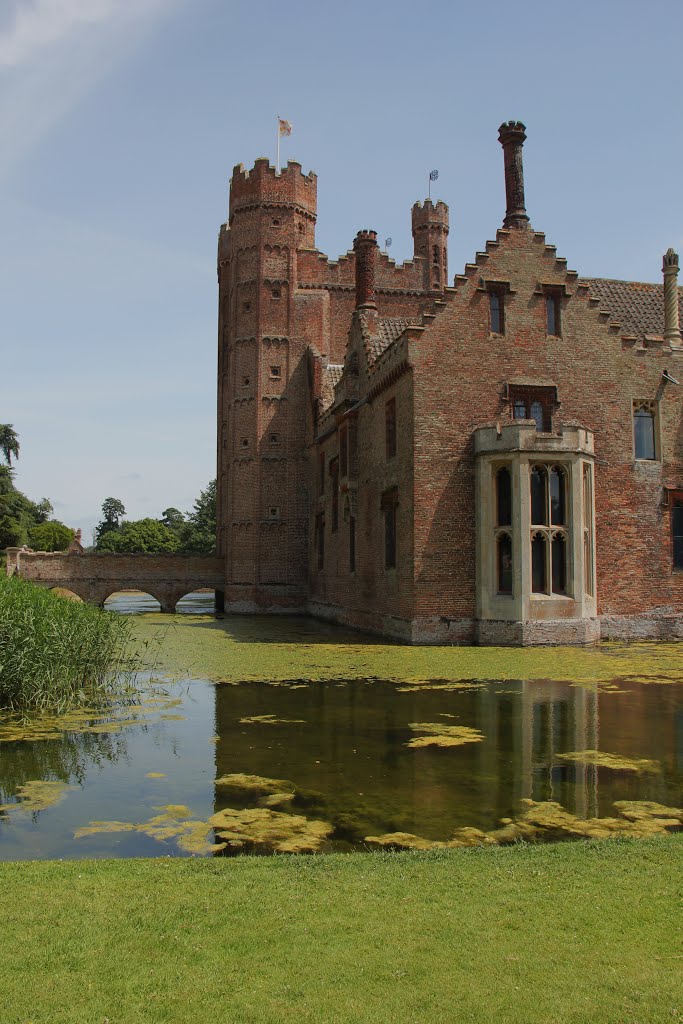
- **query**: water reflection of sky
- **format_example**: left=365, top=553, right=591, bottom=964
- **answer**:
left=1, top=660, right=681, bottom=859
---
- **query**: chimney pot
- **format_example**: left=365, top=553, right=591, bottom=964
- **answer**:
left=498, top=120, right=529, bottom=228
left=663, top=248, right=681, bottom=346
left=353, top=230, right=378, bottom=309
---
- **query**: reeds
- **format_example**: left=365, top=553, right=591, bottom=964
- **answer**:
left=0, top=575, right=135, bottom=713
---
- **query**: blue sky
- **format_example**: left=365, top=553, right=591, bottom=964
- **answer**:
left=3, top=0, right=682, bottom=543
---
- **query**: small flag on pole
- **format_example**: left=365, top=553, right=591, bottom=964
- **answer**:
left=276, top=116, right=293, bottom=173
left=428, top=168, right=439, bottom=199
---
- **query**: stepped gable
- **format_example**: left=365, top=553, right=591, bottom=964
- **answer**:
left=581, top=277, right=683, bottom=339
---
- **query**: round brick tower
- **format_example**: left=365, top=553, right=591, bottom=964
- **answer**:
left=216, top=159, right=317, bottom=608
left=411, top=199, right=449, bottom=292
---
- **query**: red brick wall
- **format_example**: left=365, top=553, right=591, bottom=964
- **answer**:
left=411, top=226, right=683, bottom=624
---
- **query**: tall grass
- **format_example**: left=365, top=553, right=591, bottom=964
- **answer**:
left=0, top=575, right=136, bottom=713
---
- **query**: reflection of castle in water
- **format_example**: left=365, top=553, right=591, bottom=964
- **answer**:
left=476, top=680, right=681, bottom=823
left=211, top=676, right=683, bottom=842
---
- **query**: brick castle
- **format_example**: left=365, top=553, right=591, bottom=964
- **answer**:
left=216, top=120, right=683, bottom=645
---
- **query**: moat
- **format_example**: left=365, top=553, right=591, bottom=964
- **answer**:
left=1, top=594, right=682, bottom=859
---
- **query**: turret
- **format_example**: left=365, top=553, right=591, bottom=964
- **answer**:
left=227, top=158, right=317, bottom=250
left=411, top=199, right=449, bottom=292
left=216, top=158, right=318, bottom=602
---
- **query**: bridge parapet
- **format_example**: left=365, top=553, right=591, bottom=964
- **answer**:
left=6, top=549, right=225, bottom=613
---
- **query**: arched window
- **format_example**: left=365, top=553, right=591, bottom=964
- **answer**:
left=531, top=532, right=547, bottom=593
left=583, top=464, right=594, bottom=595
left=497, top=533, right=513, bottom=594
left=531, top=466, right=547, bottom=525
left=549, top=467, right=566, bottom=526
left=496, top=467, right=512, bottom=526
left=633, top=402, right=656, bottom=460
left=551, top=532, right=567, bottom=595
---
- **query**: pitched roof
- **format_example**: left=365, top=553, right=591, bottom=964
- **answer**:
left=365, top=316, right=422, bottom=362
left=581, top=278, right=683, bottom=339
left=320, top=363, right=344, bottom=410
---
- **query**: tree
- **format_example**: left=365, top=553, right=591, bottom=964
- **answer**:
left=95, top=497, right=127, bottom=546
left=161, top=507, right=185, bottom=533
left=0, top=424, right=19, bottom=466
left=0, top=426, right=57, bottom=553
left=180, top=480, right=216, bottom=554
left=27, top=521, right=75, bottom=552
left=96, top=530, right=123, bottom=553
left=115, top=518, right=180, bottom=554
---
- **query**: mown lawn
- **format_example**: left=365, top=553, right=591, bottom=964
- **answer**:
left=1, top=838, right=681, bottom=1024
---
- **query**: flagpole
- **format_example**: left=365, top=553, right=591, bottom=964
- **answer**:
left=276, top=115, right=280, bottom=174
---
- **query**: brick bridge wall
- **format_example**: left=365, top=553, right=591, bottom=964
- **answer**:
left=6, top=550, right=225, bottom=613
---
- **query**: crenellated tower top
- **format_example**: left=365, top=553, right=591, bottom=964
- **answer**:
left=411, top=199, right=449, bottom=292
left=229, top=158, right=317, bottom=222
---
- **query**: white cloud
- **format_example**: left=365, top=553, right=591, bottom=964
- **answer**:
left=0, top=0, right=179, bottom=182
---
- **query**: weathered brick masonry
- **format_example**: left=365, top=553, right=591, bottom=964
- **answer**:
left=16, top=122, right=679, bottom=645
left=6, top=549, right=223, bottom=613
left=217, top=121, right=683, bottom=644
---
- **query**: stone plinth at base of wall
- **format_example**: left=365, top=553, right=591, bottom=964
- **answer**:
left=307, top=601, right=415, bottom=642
left=599, top=613, right=683, bottom=642
left=475, top=617, right=601, bottom=647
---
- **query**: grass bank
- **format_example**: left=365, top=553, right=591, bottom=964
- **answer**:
left=0, top=575, right=134, bottom=713
left=134, top=612, right=683, bottom=685
left=0, top=838, right=680, bottom=1024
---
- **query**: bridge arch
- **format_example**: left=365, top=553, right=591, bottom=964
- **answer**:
left=103, top=590, right=163, bottom=614
left=174, top=588, right=218, bottom=614
left=49, top=586, right=85, bottom=603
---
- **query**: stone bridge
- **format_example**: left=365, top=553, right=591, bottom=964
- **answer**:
left=5, top=548, right=225, bottom=613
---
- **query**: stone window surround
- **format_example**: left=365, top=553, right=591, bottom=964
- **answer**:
left=632, top=399, right=660, bottom=462
left=474, top=422, right=596, bottom=627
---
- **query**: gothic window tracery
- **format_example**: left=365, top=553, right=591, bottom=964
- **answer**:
left=633, top=401, right=657, bottom=461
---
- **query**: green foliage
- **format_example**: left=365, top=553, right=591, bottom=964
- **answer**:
left=0, top=425, right=57, bottom=552
left=93, top=483, right=215, bottom=554
left=27, top=520, right=75, bottom=552
left=99, top=518, right=180, bottom=554
left=162, top=507, right=185, bottom=532
left=95, top=497, right=126, bottom=545
left=0, top=575, right=134, bottom=713
left=0, top=423, right=19, bottom=466
left=179, top=479, right=216, bottom=554
left=97, top=529, right=123, bottom=553
left=0, top=483, right=54, bottom=550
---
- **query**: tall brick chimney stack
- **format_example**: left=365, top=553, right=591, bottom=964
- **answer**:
left=498, top=121, right=529, bottom=228
left=662, top=248, right=681, bottom=346
left=353, top=230, right=378, bottom=309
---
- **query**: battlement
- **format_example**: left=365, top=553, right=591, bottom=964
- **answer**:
left=229, top=158, right=317, bottom=218
left=411, top=199, right=449, bottom=230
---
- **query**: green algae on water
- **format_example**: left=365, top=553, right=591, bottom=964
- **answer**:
left=131, top=613, right=683, bottom=687
left=74, top=804, right=225, bottom=856
left=215, top=773, right=296, bottom=797
left=364, top=799, right=683, bottom=852
left=238, top=714, right=306, bottom=725
left=556, top=750, right=661, bottom=773
left=0, top=780, right=73, bottom=815
left=405, top=723, right=485, bottom=749
left=208, top=806, right=334, bottom=853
